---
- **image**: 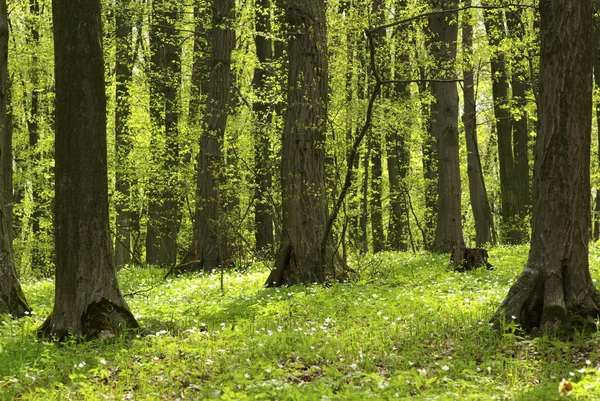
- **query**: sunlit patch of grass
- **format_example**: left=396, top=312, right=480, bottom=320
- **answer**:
left=2, top=245, right=600, bottom=399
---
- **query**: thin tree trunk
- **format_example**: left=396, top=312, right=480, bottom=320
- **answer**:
left=194, top=0, right=235, bottom=269
left=483, top=7, right=524, bottom=244
left=146, top=0, right=181, bottom=267
left=114, top=0, right=134, bottom=268
left=253, top=0, right=274, bottom=258
left=430, top=0, right=464, bottom=253
left=507, top=9, right=531, bottom=226
left=462, top=1, right=494, bottom=246
left=494, top=0, right=598, bottom=334
left=0, top=0, right=31, bottom=317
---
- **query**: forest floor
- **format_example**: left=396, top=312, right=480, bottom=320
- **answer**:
left=3, top=246, right=600, bottom=400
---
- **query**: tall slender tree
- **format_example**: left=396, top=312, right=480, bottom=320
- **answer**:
left=39, top=0, right=137, bottom=339
left=0, top=0, right=31, bottom=317
left=494, top=0, right=599, bottom=333
left=462, top=1, right=495, bottom=246
left=114, top=0, right=135, bottom=268
left=146, top=0, right=182, bottom=267
left=253, top=0, right=275, bottom=258
left=194, top=0, right=235, bottom=269
left=429, top=0, right=464, bottom=252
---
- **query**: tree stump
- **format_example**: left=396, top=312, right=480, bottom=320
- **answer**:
left=449, top=247, right=493, bottom=272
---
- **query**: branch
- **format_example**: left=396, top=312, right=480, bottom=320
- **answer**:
left=368, top=4, right=537, bottom=35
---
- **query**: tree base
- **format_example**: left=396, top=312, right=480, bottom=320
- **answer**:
left=38, top=298, right=139, bottom=341
left=493, top=267, right=600, bottom=335
left=449, top=247, right=493, bottom=272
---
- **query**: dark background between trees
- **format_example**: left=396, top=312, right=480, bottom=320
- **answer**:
left=0, top=0, right=599, bottom=335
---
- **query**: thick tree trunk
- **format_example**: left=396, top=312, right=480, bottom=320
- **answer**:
left=114, top=0, right=134, bottom=268
left=253, top=0, right=275, bottom=258
left=194, top=0, right=235, bottom=270
left=39, top=0, right=137, bottom=339
left=462, top=1, right=495, bottom=246
left=429, top=1, right=464, bottom=253
left=494, top=0, right=599, bottom=334
left=266, top=0, right=331, bottom=285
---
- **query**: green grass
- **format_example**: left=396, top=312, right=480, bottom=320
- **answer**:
left=3, top=245, right=600, bottom=400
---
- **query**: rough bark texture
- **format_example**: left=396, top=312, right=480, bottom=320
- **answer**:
left=0, top=0, right=31, bottom=317
left=429, top=1, right=464, bottom=253
left=39, top=0, right=137, bottom=339
left=266, top=0, right=330, bottom=285
left=114, top=0, right=134, bottom=268
left=146, top=0, right=181, bottom=267
left=494, top=0, right=599, bottom=334
left=253, top=0, right=275, bottom=258
left=194, top=0, right=235, bottom=270
left=462, top=2, right=495, bottom=246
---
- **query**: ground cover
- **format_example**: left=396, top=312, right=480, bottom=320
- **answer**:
left=2, top=246, right=600, bottom=400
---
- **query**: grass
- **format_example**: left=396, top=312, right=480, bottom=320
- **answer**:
left=3, top=245, right=600, bottom=400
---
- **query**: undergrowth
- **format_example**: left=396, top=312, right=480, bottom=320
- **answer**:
left=2, top=245, right=600, bottom=400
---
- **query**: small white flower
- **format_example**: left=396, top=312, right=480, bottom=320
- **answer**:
left=511, top=315, right=517, bottom=320
left=417, top=368, right=427, bottom=376
left=265, top=368, right=272, bottom=374
left=441, top=365, right=449, bottom=371
left=586, top=360, right=592, bottom=365
left=99, top=359, right=107, bottom=365
left=569, top=371, right=575, bottom=377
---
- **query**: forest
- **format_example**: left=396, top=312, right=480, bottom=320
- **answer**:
left=1, top=0, right=600, bottom=398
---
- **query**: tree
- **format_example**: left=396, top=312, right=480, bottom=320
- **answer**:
left=146, top=0, right=182, bottom=267
left=114, top=0, right=135, bottom=268
left=194, top=0, right=236, bottom=270
left=461, top=1, right=495, bottom=246
left=483, top=5, right=528, bottom=244
left=429, top=1, right=464, bottom=253
left=0, top=0, right=31, bottom=317
left=266, top=0, right=331, bottom=285
left=253, top=0, right=275, bottom=258
left=39, top=0, right=138, bottom=339
left=493, top=0, right=599, bottom=333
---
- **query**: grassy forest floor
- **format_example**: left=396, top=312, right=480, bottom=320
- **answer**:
left=3, top=246, right=600, bottom=400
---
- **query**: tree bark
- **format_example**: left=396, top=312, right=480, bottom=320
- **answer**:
left=253, top=0, right=275, bottom=258
left=494, top=0, right=599, bottom=334
left=194, top=0, right=235, bottom=269
left=114, top=0, right=134, bottom=268
left=483, top=7, right=525, bottom=244
left=461, top=1, right=495, bottom=246
left=145, top=0, right=181, bottom=268
left=0, top=0, right=31, bottom=317
left=266, top=0, right=331, bottom=285
left=39, top=0, right=137, bottom=339
left=429, top=1, right=464, bottom=253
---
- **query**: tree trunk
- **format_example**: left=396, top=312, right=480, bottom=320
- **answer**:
left=429, top=1, right=464, bottom=253
left=0, top=0, right=31, bottom=317
left=462, top=1, right=495, bottom=246
left=114, top=0, right=134, bottom=268
left=493, top=0, right=599, bottom=334
left=253, top=0, right=275, bottom=258
left=194, top=0, right=235, bottom=269
left=39, top=0, right=137, bottom=339
left=146, top=0, right=181, bottom=267
left=483, top=7, right=525, bottom=244
left=266, top=0, right=331, bottom=285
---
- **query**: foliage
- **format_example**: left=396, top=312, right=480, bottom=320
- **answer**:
left=3, top=246, right=600, bottom=399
